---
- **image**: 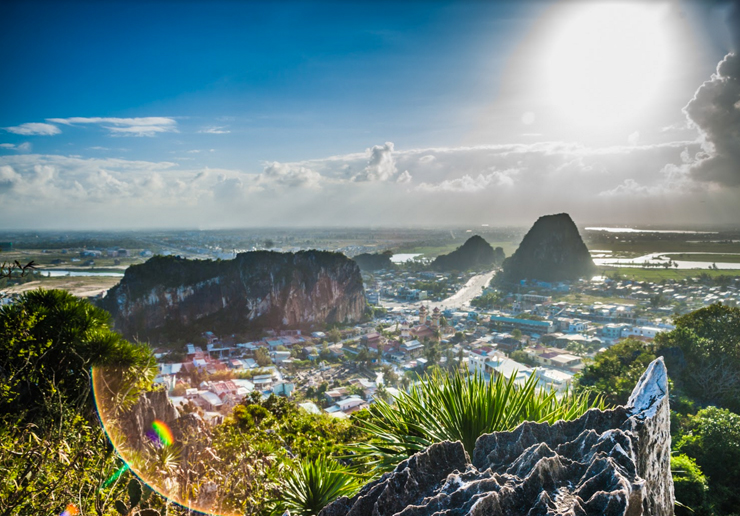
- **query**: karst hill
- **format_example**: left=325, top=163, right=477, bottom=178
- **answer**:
left=431, top=235, right=505, bottom=271
left=502, top=213, right=596, bottom=282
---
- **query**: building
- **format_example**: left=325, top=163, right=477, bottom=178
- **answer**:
left=488, top=315, right=554, bottom=334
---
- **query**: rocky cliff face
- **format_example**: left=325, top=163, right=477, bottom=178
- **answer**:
left=431, top=236, right=503, bottom=271
left=502, top=213, right=595, bottom=282
left=101, top=250, right=366, bottom=339
left=321, top=357, right=674, bottom=516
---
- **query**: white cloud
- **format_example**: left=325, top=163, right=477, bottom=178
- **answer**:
left=396, top=170, right=413, bottom=183
left=4, top=123, right=61, bottom=136
left=198, top=126, right=231, bottom=134
left=0, top=142, right=32, bottom=152
left=417, top=169, right=516, bottom=192
left=261, top=161, right=322, bottom=189
left=683, top=53, right=740, bottom=186
left=352, top=142, right=402, bottom=182
left=627, top=131, right=640, bottom=146
left=46, top=117, right=178, bottom=137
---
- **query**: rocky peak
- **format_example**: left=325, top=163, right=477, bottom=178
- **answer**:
left=502, top=213, right=595, bottom=282
left=320, top=357, right=674, bottom=516
left=431, top=235, right=504, bottom=271
left=101, top=250, right=366, bottom=340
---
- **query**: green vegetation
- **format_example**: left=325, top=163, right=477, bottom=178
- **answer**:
left=470, top=289, right=504, bottom=310
left=673, top=407, right=740, bottom=515
left=671, top=454, right=709, bottom=515
left=663, top=253, right=740, bottom=264
left=270, top=456, right=362, bottom=516
left=656, top=303, right=740, bottom=412
left=351, top=368, right=603, bottom=474
left=0, top=289, right=159, bottom=516
left=575, top=338, right=657, bottom=406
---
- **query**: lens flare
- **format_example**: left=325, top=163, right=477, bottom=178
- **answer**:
left=92, top=366, right=239, bottom=515
left=101, top=463, right=130, bottom=490
left=150, top=420, right=174, bottom=447
left=60, top=503, right=79, bottom=516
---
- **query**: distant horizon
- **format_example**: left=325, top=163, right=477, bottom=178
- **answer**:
left=2, top=0, right=739, bottom=229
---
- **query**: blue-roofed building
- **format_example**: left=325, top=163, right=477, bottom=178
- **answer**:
left=488, top=315, right=554, bottom=334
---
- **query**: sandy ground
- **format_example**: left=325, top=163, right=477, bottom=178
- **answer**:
left=2, top=277, right=121, bottom=298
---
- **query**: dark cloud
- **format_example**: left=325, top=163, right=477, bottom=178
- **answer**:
left=684, top=53, right=740, bottom=186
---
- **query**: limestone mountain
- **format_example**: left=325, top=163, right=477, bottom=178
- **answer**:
left=353, top=251, right=394, bottom=271
left=502, top=213, right=595, bottom=282
left=431, top=235, right=504, bottom=271
left=100, top=250, right=366, bottom=341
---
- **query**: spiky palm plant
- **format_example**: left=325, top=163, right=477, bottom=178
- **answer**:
left=350, top=369, right=604, bottom=473
left=272, top=456, right=361, bottom=516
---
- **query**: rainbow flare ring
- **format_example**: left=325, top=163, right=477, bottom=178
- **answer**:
left=151, top=419, right=174, bottom=447
left=60, top=503, right=79, bottom=516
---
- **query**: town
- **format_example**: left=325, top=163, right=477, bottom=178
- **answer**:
left=149, top=262, right=740, bottom=425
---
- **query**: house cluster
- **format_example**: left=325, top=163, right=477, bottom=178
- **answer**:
left=364, top=269, right=475, bottom=304
left=584, top=277, right=739, bottom=309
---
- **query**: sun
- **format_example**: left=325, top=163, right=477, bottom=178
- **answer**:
left=544, top=2, right=670, bottom=127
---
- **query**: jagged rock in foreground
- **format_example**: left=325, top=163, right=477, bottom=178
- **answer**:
left=502, top=213, right=595, bottom=282
left=321, top=358, right=673, bottom=516
left=101, top=250, right=366, bottom=339
left=431, top=235, right=504, bottom=271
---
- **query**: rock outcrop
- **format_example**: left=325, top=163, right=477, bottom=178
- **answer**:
left=353, top=251, right=394, bottom=271
left=320, top=358, right=674, bottom=516
left=431, top=236, right=503, bottom=271
left=101, top=250, right=366, bottom=339
left=502, top=213, right=595, bottom=282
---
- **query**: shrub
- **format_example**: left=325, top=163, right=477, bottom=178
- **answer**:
left=351, top=369, right=604, bottom=473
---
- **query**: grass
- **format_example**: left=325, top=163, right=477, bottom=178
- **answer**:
left=598, top=267, right=740, bottom=282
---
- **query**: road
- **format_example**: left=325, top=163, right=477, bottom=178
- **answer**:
left=380, top=270, right=497, bottom=311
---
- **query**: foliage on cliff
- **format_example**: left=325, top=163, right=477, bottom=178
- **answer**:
left=352, top=251, right=394, bottom=271
left=430, top=235, right=502, bottom=272
left=502, top=213, right=595, bottom=282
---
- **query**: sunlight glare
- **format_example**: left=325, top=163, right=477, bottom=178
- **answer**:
left=545, top=2, right=670, bottom=127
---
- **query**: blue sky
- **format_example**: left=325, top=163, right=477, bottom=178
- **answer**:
left=1, top=0, right=739, bottom=229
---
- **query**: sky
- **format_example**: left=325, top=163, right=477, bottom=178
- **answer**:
left=1, top=0, right=739, bottom=230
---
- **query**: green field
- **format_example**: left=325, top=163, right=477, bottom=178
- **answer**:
left=598, top=267, right=740, bottom=282
left=1, top=249, right=144, bottom=270
left=588, top=240, right=740, bottom=256
left=663, top=253, right=740, bottom=263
